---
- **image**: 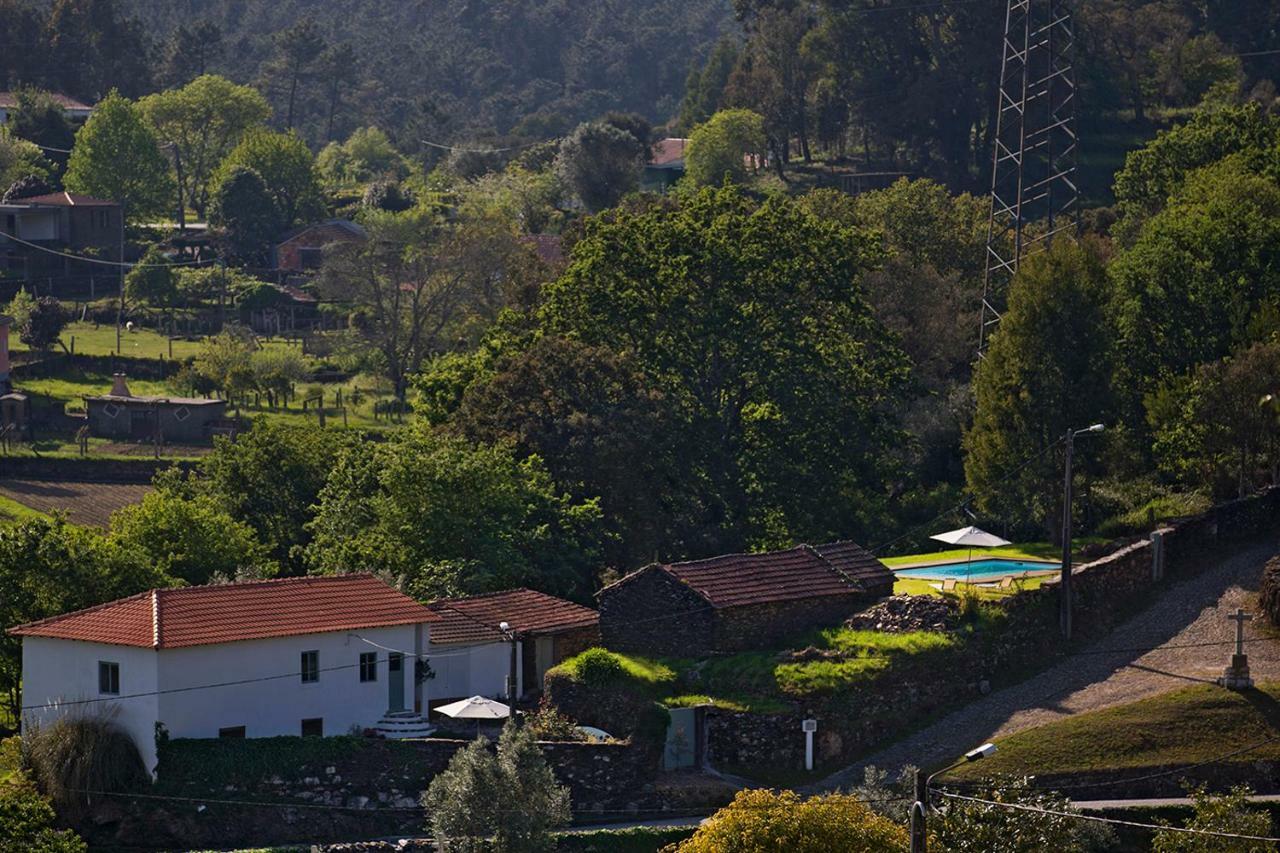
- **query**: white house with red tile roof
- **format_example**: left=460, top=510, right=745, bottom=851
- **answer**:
left=425, top=589, right=599, bottom=703
left=8, top=574, right=440, bottom=773
left=0, top=92, right=94, bottom=125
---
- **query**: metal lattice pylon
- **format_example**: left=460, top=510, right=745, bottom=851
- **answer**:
left=978, top=0, right=1080, bottom=357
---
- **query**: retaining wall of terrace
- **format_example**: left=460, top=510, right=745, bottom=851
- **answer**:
left=703, top=488, right=1280, bottom=775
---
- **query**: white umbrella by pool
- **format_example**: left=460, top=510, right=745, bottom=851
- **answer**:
left=435, top=695, right=510, bottom=736
left=929, top=526, right=1012, bottom=584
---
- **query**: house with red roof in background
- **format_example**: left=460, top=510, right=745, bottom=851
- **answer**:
left=0, top=191, right=123, bottom=280
left=597, top=541, right=894, bottom=657
left=425, top=589, right=599, bottom=704
left=0, top=91, right=94, bottom=126
left=8, top=574, right=440, bottom=773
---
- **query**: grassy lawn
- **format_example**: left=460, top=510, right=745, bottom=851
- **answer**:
left=0, top=493, right=47, bottom=523
left=12, top=321, right=304, bottom=360
left=0, top=737, right=19, bottom=784
left=893, top=575, right=1047, bottom=600
left=559, top=626, right=962, bottom=714
left=942, top=682, right=1280, bottom=780
left=881, top=542, right=1063, bottom=566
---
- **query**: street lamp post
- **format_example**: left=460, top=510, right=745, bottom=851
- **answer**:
left=1061, top=423, right=1105, bottom=641
left=499, top=620, right=519, bottom=718
left=910, top=743, right=998, bottom=853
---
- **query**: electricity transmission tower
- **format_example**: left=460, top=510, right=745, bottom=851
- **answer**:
left=978, top=0, right=1081, bottom=357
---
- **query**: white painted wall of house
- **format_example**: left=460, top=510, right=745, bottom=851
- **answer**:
left=21, top=636, right=161, bottom=772
left=20, top=623, right=429, bottom=775
left=426, top=640, right=521, bottom=702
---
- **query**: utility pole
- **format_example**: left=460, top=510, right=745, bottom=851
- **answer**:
left=117, top=202, right=125, bottom=356
left=910, top=744, right=998, bottom=853
left=1061, top=423, right=1105, bottom=640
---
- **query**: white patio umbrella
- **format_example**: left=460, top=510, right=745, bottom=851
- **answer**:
left=435, top=695, right=510, bottom=736
left=929, top=525, right=1012, bottom=584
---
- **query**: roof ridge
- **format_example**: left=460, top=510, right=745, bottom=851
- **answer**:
left=165, top=572, right=377, bottom=595
left=5, top=589, right=155, bottom=635
left=802, top=543, right=865, bottom=593
left=151, top=590, right=161, bottom=648
left=665, top=544, right=809, bottom=569
left=436, top=587, right=536, bottom=605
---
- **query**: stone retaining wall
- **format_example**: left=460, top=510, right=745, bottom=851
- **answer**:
left=86, top=735, right=664, bottom=849
left=0, top=456, right=189, bottom=483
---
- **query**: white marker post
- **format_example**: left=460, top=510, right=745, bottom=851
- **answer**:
left=802, top=719, right=818, bottom=770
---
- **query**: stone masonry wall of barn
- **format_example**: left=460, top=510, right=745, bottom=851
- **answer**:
left=712, top=593, right=866, bottom=652
left=598, top=567, right=715, bottom=657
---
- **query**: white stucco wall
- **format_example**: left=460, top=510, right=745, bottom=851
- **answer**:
left=21, top=636, right=161, bottom=772
left=426, top=640, right=520, bottom=703
left=20, top=623, right=430, bottom=775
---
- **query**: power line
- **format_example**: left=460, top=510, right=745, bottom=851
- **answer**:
left=933, top=789, right=1280, bottom=842
left=420, top=138, right=548, bottom=155
left=0, top=230, right=211, bottom=269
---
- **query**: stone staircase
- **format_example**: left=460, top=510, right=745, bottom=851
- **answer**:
left=374, top=710, right=436, bottom=739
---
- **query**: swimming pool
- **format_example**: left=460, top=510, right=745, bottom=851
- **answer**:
left=894, top=558, right=1060, bottom=583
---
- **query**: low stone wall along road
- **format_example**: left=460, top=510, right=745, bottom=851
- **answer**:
left=812, top=535, right=1280, bottom=790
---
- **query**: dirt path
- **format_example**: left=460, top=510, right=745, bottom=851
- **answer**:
left=0, top=478, right=151, bottom=527
left=812, top=536, right=1280, bottom=791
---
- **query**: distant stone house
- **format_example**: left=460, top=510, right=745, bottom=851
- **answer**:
left=425, top=588, right=599, bottom=702
left=84, top=374, right=225, bottom=443
left=272, top=219, right=366, bottom=275
left=0, top=192, right=122, bottom=280
left=597, top=542, right=893, bottom=657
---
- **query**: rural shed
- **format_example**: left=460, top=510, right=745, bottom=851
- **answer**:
left=597, top=541, right=892, bottom=657
left=84, top=374, right=225, bottom=442
left=426, top=588, right=599, bottom=701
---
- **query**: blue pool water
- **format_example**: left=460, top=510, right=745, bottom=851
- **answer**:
left=894, top=558, right=1060, bottom=583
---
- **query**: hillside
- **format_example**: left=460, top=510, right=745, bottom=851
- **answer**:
left=128, top=0, right=735, bottom=145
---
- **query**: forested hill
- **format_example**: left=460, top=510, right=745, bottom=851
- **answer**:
left=127, top=0, right=734, bottom=145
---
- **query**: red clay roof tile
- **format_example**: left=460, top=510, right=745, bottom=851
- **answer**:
left=7, top=574, right=436, bottom=649
left=426, top=589, right=597, bottom=645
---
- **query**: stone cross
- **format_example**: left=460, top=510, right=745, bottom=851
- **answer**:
left=1229, top=608, right=1252, bottom=656
left=1219, top=607, right=1254, bottom=690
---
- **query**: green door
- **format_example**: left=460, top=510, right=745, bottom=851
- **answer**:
left=388, top=653, right=404, bottom=711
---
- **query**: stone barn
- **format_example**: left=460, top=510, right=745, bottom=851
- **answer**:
left=597, top=541, right=893, bottom=657
left=84, top=374, right=226, bottom=443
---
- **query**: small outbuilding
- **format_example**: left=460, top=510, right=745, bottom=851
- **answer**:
left=597, top=541, right=893, bottom=657
left=272, top=218, right=366, bottom=274
left=84, top=374, right=225, bottom=442
left=426, top=588, right=599, bottom=702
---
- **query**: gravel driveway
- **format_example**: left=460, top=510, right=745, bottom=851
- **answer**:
left=812, top=536, right=1280, bottom=790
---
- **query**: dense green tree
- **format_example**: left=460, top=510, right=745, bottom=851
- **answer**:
left=140, top=75, right=272, bottom=219
left=319, top=43, right=359, bottom=142
left=0, top=517, right=172, bottom=722
left=677, top=37, right=740, bottom=133
left=185, top=420, right=356, bottom=571
left=446, top=336, right=702, bottom=570
left=1147, top=340, right=1280, bottom=500
left=423, top=721, right=571, bottom=852
left=208, top=165, right=280, bottom=263
left=5, top=89, right=74, bottom=175
left=160, top=20, right=224, bottom=86
left=0, top=126, right=51, bottom=193
left=8, top=294, right=68, bottom=351
left=64, top=91, right=174, bottom=222
left=1110, top=156, right=1280, bottom=409
left=1151, top=785, right=1273, bottom=853
left=684, top=108, right=765, bottom=186
left=0, top=1, right=45, bottom=91
left=964, top=239, right=1113, bottom=539
left=601, top=111, right=654, bottom=162
left=124, top=245, right=179, bottom=311
left=534, top=185, right=910, bottom=552
left=271, top=21, right=327, bottom=130
left=109, top=491, right=277, bottom=585
left=676, top=789, right=909, bottom=852
left=305, top=427, right=603, bottom=600
left=1111, top=102, right=1280, bottom=230
left=555, top=121, right=644, bottom=212
left=213, top=128, right=324, bottom=229
left=45, top=0, right=153, bottom=100
left=316, top=126, right=405, bottom=187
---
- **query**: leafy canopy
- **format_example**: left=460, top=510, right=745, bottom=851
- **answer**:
left=675, top=789, right=909, bottom=852
left=64, top=90, right=173, bottom=222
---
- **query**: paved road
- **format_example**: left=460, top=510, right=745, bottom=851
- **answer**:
left=811, top=536, right=1280, bottom=791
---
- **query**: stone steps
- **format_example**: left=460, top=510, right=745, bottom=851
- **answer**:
left=374, top=711, right=435, bottom=739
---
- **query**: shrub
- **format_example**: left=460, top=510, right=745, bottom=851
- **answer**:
left=674, top=788, right=909, bottom=852
left=572, top=648, right=625, bottom=686
left=932, top=777, right=1115, bottom=852
left=21, top=710, right=149, bottom=819
left=1151, top=784, right=1273, bottom=852
left=524, top=699, right=584, bottom=742
left=423, top=721, right=570, bottom=852
left=0, top=779, right=86, bottom=853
